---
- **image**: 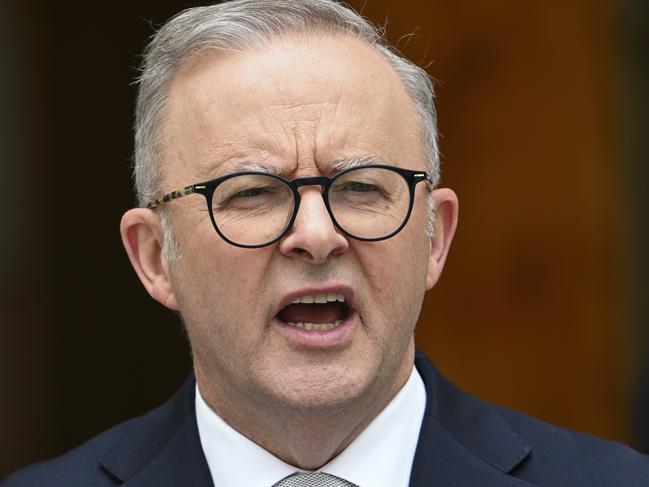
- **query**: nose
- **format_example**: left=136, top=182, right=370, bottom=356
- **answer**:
left=278, top=187, right=349, bottom=264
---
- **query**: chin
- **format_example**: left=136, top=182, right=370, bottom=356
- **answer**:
left=265, top=369, right=372, bottom=414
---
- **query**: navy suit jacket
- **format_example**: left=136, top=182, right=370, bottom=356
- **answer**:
left=4, top=351, right=649, bottom=486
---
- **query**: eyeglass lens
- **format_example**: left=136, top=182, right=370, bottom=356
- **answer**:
left=210, top=167, right=411, bottom=246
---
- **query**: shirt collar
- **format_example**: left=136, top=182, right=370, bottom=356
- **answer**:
left=195, top=366, right=426, bottom=487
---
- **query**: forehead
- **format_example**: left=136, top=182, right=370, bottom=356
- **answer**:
left=162, top=33, right=424, bottom=182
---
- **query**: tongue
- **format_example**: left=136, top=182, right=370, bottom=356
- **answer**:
left=278, top=303, right=346, bottom=324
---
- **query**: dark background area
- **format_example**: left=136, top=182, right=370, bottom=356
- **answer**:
left=2, top=0, right=648, bottom=477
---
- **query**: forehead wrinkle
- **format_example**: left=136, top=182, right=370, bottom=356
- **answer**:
left=167, top=76, right=297, bottom=179
left=263, top=60, right=345, bottom=174
left=189, top=121, right=295, bottom=180
left=271, top=101, right=331, bottom=147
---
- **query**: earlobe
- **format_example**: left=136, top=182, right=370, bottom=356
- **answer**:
left=120, top=209, right=180, bottom=310
left=426, top=188, right=459, bottom=290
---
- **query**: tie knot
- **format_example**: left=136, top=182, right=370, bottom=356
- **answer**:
left=273, top=471, right=359, bottom=487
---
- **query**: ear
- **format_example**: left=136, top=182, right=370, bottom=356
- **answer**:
left=426, top=188, right=459, bottom=290
left=120, top=208, right=179, bottom=310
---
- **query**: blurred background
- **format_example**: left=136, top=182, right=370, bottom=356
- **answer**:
left=1, top=0, right=648, bottom=477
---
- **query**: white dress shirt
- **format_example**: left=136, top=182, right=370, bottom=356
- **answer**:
left=195, top=365, right=426, bottom=487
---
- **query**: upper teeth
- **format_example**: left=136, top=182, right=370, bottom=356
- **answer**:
left=291, top=293, right=345, bottom=304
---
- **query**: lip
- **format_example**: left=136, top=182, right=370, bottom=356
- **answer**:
left=272, top=284, right=358, bottom=348
left=271, top=310, right=359, bottom=348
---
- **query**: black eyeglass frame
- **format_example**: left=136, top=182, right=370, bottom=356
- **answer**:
left=147, top=164, right=433, bottom=248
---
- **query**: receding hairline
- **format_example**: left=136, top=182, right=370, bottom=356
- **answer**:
left=171, top=29, right=397, bottom=81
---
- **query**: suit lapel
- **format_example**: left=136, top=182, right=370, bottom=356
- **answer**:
left=98, top=376, right=214, bottom=487
left=411, top=352, right=537, bottom=486
left=121, top=414, right=213, bottom=487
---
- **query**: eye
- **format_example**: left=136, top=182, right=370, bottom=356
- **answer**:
left=339, top=181, right=379, bottom=192
left=212, top=173, right=291, bottom=213
left=233, top=186, right=271, bottom=198
left=218, top=185, right=277, bottom=209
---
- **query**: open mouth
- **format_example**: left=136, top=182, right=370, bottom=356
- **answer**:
left=276, top=293, right=352, bottom=331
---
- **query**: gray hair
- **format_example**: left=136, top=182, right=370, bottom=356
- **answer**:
left=134, top=0, right=440, bottom=206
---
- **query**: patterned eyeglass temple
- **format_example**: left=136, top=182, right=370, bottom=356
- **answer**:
left=147, top=185, right=198, bottom=209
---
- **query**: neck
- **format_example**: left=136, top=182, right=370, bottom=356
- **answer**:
left=195, top=350, right=414, bottom=470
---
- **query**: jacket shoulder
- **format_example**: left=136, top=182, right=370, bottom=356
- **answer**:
left=414, top=351, right=649, bottom=486
left=493, top=404, right=649, bottom=485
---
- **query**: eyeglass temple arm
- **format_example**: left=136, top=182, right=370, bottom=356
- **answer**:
left=146, top=185, right=197, bottom=209
left=415, top=172, right=434, bottom=185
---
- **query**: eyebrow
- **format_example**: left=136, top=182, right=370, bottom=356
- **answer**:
left=217, top=161, right=283, bottom=176
left=215, top=154, right=384, bottom=179
left=330, top=154, right=385, bottom=172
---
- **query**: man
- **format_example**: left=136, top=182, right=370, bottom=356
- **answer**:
left=3, top=1, right=649, bottom=486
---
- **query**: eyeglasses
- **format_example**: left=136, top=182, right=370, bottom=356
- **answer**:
left=147, top=164, right=432, bottom=248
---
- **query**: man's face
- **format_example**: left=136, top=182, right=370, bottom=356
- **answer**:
left=156, top=35, right=444, bottom=415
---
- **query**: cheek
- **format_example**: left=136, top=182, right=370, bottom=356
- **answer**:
left=355, top=235, right=430, bottom=316
left=169, top=237, right=275, bottom=347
